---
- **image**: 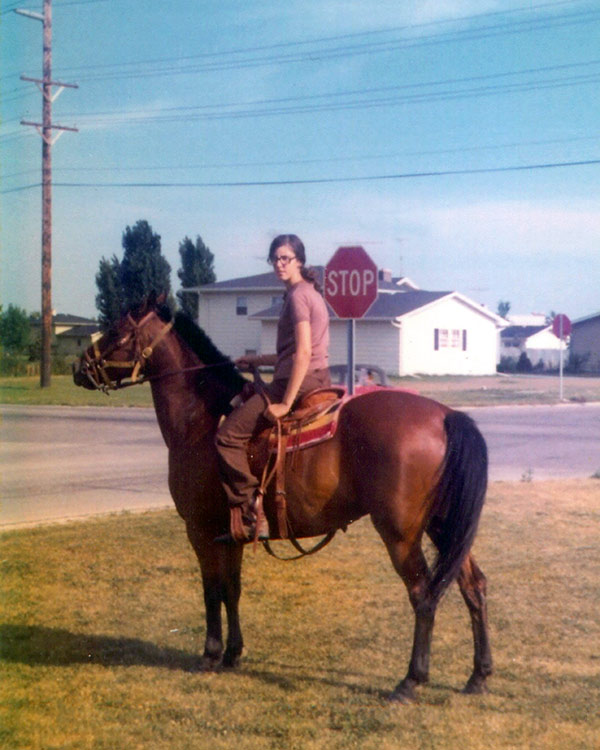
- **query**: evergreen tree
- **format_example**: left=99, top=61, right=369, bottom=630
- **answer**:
left=176, top=235, right=216, bottom=318
left=120, top=220, right=171, bottom=310
left=94, top=220, right=172, bottom=330
left=95, top=255, right=122, bottom=330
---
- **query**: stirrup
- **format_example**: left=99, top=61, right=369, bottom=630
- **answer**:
left=214, top=496, right=269, bottom=544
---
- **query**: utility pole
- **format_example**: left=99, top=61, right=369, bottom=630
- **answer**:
left=16, top=0, right=77, bottom=387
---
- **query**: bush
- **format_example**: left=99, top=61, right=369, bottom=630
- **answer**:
left=565, top=351, right=590, bottom=374
left=0, top=353, right=30, bottom=376
left=517, top=352, right=533, bottom=373
left=498, top=356, right=517, bottom=373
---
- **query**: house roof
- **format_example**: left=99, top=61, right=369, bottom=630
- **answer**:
left=186, top=269, right=419, bottom=294
left=56, top=324, right=100, bottom=338
left=31, top=313, right=97, bottom=326
left=572, top=311, right=600, bottom=326
left=250, top=290, right=453, bottom=321
left=501, top=325, right=547, bottom=340
left=189, top=270, right=285, bottom=292
left=365, top=291, right=450, bottom=318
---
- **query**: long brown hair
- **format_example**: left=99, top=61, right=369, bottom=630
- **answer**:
left=268, top=234, right=322, bottom=292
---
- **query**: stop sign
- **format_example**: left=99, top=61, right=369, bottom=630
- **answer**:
left=552, top=314, right=572, bottom=339
left=324, top=246, right=378, bottom=319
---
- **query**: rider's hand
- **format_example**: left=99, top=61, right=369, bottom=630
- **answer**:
left=264, top=402, right=291, bottom=422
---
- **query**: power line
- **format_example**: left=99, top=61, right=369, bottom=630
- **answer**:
left=59, top=72, right=600, bottom=127
left=3, top=157, right=598, bottom=194
left=59, top=58, right=600, bottom=124
left=4, top=134, right=599, bottom=181
left=41, top=6, right=600, bottom=83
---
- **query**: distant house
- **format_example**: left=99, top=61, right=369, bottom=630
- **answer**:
left=570, top=312, right=600, bottom=373
left=188, top=268, right=505, bottom=376
left=30, top=313, right=100, bottom=359
left=500, top=321, right=566, bottom=370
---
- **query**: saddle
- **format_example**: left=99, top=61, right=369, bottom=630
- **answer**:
left=248, top=386, right=347, bottom=540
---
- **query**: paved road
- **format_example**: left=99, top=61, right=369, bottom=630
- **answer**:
left=2, top=403, right=599, bottom=528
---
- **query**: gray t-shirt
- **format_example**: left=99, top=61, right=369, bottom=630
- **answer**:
left=274, top=280, right=329, bottom=379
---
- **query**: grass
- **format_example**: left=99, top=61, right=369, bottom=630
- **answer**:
left=1, top=479, right=599, bottom=749
left=0, top=375, right=154, bottom=407
left=2, top=373, right=600, bottom=409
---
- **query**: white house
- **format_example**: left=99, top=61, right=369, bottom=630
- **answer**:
left=500, top=316, right=567, bottom=370
left=187, top=268, right=505, bottom=376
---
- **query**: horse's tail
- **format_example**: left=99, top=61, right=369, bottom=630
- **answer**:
left=427, top=410, right=488, bottom=601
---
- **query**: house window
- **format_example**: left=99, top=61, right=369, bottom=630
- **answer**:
left=435, top=328, right=467, bottom=350
left=236, top=296, right=248, bottom=316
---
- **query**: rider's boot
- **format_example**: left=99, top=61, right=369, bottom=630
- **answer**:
left=215, top=492, right=269, bottom=544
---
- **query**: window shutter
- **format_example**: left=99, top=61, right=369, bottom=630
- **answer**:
left=462, top=329, right=467, bottom=351
left=434, top=328, right=439, bottom=351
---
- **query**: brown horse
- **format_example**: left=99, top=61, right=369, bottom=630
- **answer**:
left=73, top=295, right=492, bottom=702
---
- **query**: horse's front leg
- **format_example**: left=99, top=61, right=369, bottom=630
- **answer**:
left=186, top=523, right=226, bottom=670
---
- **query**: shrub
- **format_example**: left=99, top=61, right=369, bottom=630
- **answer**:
left=497, top=356, right=517, bottom=373
left=517, top=352, right=533, bottom=373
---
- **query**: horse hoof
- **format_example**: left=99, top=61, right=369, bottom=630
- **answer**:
left=221, top=650, right=242, bottom=669
left=195, top=653, right=222, bottom=672
left=462, top=676, right=489, bottom=695
left=388, top=681, right=418, bottom=705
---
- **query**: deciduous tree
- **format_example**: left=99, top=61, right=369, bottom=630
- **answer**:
left=0, top=304, right=31, bottom=353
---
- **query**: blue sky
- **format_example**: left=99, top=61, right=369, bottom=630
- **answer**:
left=1, top=0, right=598, bottom=321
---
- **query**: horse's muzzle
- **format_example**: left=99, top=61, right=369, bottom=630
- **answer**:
left=72, top=358, right=96, bottom=390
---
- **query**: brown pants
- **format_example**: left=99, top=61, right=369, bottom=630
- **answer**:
left=215, top=369, right=331, bottom=508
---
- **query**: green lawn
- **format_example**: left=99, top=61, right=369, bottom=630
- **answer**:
left=1, top=479, right=599, bottom=749
left=0, top=375, right=154, bottom=407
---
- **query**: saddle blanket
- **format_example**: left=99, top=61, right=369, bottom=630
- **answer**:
left=268, top=397, right=344, bottom=453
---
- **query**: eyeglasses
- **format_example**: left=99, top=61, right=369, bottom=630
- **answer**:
left=270, top=254, right=296, bottom=266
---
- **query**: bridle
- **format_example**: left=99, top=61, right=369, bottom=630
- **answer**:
left=80, top=311, right=175, bottom=392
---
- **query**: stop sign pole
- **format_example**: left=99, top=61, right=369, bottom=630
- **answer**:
left=552, top=314, right=572, bottom=401
left=324, top=246, right=378, bottom=395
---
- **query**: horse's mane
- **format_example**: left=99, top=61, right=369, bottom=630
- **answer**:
left=156, top=306, right=246, bottom=408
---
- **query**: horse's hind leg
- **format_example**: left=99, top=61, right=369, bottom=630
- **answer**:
left=457, top=552, right=492, bottom=693
left=372, top=521, right=437, bottom=703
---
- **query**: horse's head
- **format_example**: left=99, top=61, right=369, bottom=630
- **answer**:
left=73, top=293, right=173, bottom=392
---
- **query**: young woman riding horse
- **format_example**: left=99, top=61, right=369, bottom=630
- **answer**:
left=215, top=234, right=330, bottom=543
left=73, top=282, right=492, bottom=703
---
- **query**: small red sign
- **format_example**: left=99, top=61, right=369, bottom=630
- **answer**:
left=552, top=314, right=572, bottom=339
left=324, top=246, right=378, bottom=319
